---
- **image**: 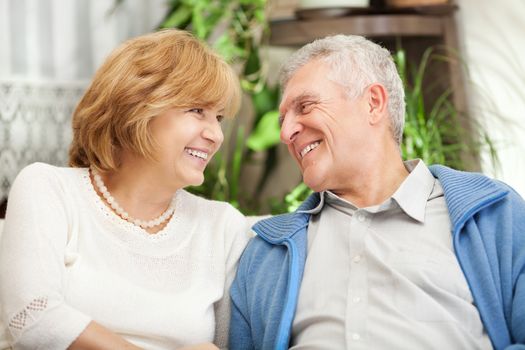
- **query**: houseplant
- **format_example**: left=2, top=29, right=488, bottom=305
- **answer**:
left=114, top=0, right=497, bottom=215
left=269, top=46, right=499, bottom=213
left=156, top=0, right=287, bottom=214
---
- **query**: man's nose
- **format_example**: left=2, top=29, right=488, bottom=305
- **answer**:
left=280, top=115, right=302, bottom=145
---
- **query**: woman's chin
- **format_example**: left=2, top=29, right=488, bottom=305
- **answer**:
left=188, top=175, right=205, bottom=187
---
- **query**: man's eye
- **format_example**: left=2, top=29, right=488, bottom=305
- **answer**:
left=300, top=103, right=314, bottom=113
left=216, top=115, right=224, bottom=123
left=278, top=115, right=284, bottom=127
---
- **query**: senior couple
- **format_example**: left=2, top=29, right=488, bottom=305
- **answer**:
left=0, top=29, right=523, bottom=349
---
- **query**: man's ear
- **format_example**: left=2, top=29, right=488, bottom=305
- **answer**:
left=366, top=83, right=388, bottom=125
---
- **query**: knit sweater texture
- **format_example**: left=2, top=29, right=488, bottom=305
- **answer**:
left=0, top=163, right=250, bottom=349
left=230, top=165, right=525, bottom=350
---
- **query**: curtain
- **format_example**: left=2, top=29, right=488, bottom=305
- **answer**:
left=0, top=0, right=167, bottom=200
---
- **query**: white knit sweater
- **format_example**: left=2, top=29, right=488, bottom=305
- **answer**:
left=0, top=163, right=251, bottom=349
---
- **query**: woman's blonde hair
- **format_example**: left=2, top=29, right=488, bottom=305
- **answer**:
left=69, top=29, right=241, bottom=171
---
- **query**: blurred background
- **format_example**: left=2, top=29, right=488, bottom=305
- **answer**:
left=0, top=0, right=524, bottom=217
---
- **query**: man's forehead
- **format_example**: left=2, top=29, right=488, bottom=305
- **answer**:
left=283, top=59, right=326, bottom=88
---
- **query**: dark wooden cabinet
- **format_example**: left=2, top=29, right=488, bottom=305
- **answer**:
left=269, top=4, right=466, bottom=115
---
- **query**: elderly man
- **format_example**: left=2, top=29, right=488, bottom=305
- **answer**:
left=229, top=35, right=525, bottom=350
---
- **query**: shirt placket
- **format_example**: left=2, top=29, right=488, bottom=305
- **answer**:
left=346, top=209, right=370, bottom=348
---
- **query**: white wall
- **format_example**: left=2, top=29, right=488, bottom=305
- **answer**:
left=457, top=0, right=525, bottom=196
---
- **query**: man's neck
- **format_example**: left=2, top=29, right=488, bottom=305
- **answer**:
left=332, top=153, right=409, bottom=208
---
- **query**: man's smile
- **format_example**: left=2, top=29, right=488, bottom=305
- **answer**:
left=299, top=141, right=321, bottom=158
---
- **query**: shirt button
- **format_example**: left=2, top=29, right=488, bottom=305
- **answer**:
left=353, top=297, right=361, bottom=303
left=353, top=255, right=362, bottom=263
left=352, top=333, right=361, bottom=340
left=356, top=213, right=366, bottom=222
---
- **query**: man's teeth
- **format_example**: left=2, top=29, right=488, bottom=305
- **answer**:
left=185, top=148, right=208, bottom=160
left=300, top=141, right=320, bottom=158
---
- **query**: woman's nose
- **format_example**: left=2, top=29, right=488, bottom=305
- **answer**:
left=203, top=121, right=224, bottom=146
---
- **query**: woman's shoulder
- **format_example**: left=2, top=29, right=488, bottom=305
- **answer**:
left=176, top=190, right=252, bottom=249
left=17, top=161, right=57, bottom=176
left=177, top=190, right=245, bottom=220
left=17, top=162, right=84, bottom=177
left=12, top=162, right=86, bottom=194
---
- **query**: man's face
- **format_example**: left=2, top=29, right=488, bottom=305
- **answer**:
left=279, top=59, right=373, bottom=193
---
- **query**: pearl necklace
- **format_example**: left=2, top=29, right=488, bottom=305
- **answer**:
left=91, top=168, right=176, bottom=229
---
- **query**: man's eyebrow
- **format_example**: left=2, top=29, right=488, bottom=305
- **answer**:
left=279, top=91, right=321, bottom=126
left=293, top=91, right=320, bottom=103
left=285, top=91, right=320, bottom=112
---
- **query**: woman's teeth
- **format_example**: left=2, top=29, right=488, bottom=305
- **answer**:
left=185, top=148, right=208, bottom=160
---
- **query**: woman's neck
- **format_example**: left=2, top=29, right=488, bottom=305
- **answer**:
left=92, top=160, right=179, bottom=233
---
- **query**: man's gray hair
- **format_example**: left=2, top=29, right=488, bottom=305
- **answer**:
left=280, top=35, right=406, bottom=145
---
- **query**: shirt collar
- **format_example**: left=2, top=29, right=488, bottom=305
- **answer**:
left=298, top=159, right=435, bottom=223
left=391, top=159, right=435, bottom=223
left=298, top=191, right=327, bottom=214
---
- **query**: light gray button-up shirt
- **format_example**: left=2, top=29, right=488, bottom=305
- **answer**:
left=290, top=160, right=492, bottom=349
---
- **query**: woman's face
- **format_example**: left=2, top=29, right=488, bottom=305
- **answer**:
left=146, top=106, right=225, bottom=190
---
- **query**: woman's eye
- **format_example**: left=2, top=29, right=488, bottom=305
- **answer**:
left=189, top=108, right=204, bottom=115
left=216, top=115, right=224, bottom=123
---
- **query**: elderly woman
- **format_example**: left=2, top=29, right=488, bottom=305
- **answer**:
left=0, top=29, right=250, bottom=350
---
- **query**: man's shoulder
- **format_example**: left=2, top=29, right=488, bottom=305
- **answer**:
left=251, top=210, right=311, bottom=242
left=238, top=211, right=310, bottom=265
left=429, top=164, right=524, bottom=229
left=429, top=164, right=511, bottom=195
left=250, top=192, right=320, bottom=240
left=234, top=214, right=306, bottom=293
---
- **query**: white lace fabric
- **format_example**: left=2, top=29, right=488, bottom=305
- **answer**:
left=0, top=80, right=87, bottom=202
left=8, top=297, right=48, bottom=333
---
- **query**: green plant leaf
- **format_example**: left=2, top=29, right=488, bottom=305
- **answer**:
left=192, top=3, right=207, bottom=38
left=213, top=33, right=246, bottom=63
left=160, top=4, right=192, bottom=28
left=230, top=126, right=245, bottom=199
left=246, top=110, right=281, bottom=151
left=252, top=85, right=278, bottom=116
left=244, top=48, right=261, bottom=77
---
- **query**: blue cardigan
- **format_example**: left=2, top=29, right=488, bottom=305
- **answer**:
left=229, top=165, right=525, bottom=350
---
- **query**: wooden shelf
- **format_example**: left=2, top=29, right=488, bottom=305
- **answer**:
left=270, top=14, right=446, bottom=46
left=267, top=4, right=479, bottom=169
left=268, top=10, right=462, bottom=110
left=268, top=7, right=464, bottom=117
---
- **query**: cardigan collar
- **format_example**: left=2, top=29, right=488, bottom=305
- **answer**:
left=252, top=193, right=319, bottom=243
left=429, top=164, right=509, bottom=233
left=253, top=165, right=510, bottom=242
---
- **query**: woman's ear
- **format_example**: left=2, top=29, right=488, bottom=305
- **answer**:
left=367, top=83, right=388, bottom=125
